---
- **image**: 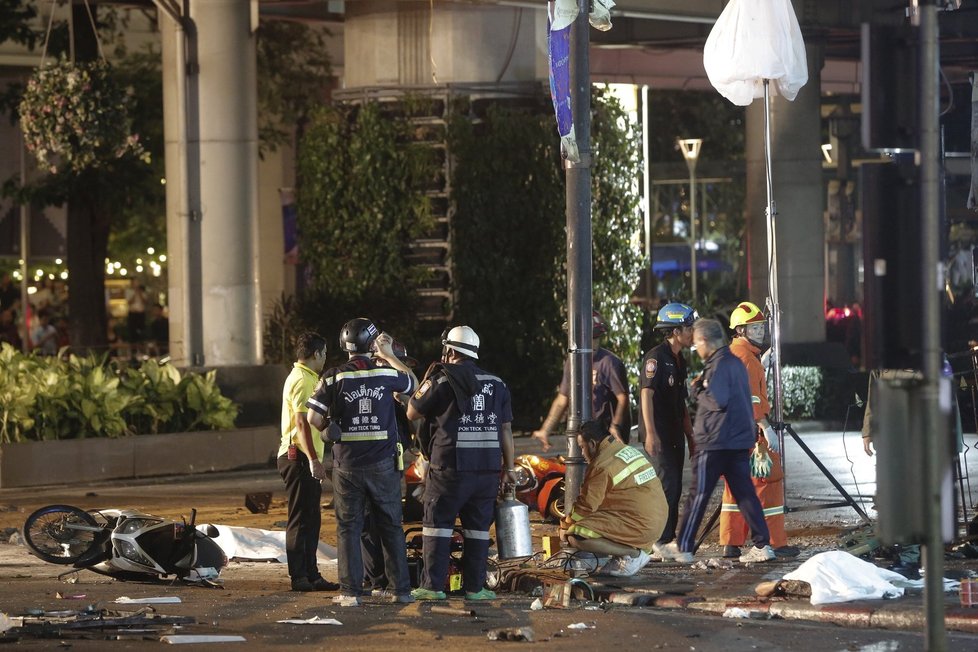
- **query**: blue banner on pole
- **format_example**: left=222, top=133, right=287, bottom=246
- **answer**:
left=548, top=5, right=579, bottom=162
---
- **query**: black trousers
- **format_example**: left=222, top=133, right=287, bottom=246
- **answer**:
left=277, top=452, right=323, bottom=582
left=652, top=440, right=686, bottom=545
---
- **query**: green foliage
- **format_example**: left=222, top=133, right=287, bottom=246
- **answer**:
left=448, top=99, right=566, bottom=422
left=0, top=0, right=37, bottom=49
left=0, top=344, right=238, bottom=443
left=771, top=366, right=823, bottom=419
left=263, top=293, right=308, bottom=366
left=448, top=90, right=644, bottom=423
left=295, top=101, right=436, bottom=341
left=590, top=88, right=645, bottom=383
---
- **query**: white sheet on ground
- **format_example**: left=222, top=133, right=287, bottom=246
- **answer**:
left=782, top=550, right=957, bottom=605
left=199, top=524, right=337, bottom=563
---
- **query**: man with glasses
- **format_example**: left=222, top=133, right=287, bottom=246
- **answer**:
left=639, top=302, right=696, bottom=559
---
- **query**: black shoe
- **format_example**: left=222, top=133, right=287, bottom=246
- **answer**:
left=774, top=545, right=801, bottom=558
left=722, top=545, right=741, bottom=558
left=310, top=577, right=340, bottom=591
left=291, top=577, right=315, bottom=592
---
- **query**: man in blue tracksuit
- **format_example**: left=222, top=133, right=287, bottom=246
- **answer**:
left=306, top=318, right=419, bottom=605
left=406, top=325, right=517, bottom=601
left=657, top=318, right=775, bottom=564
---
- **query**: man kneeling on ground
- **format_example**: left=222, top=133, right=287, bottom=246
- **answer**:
left=559, top=420, right=668, bottom=576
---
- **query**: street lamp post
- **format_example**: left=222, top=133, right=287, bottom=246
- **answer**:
left=678, top=138, right=702, bottom=301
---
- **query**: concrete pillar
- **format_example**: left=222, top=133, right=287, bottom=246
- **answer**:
left=746, top=39, right=826, bottom=344
left=191, top=0, right=262, bottom=365
left=343, top=0, right=545, bottom=87
left=161, top=15, right=191, bottom=365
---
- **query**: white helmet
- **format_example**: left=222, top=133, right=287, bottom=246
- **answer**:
left=443, top=325, right=480, bottom=359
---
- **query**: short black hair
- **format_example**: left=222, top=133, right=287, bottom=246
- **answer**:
left=578, top=420, right=610, bottom=446
left=295, top=332, right=326, bottom=361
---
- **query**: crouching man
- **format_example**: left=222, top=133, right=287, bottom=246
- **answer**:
left=560, top=420, right=668, bottom=576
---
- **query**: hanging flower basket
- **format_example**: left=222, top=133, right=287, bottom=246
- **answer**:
left=19, top=58, right=146, bottom=175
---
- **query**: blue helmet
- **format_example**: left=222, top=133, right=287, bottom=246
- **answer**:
left=654, top=302, right=697, bottom=330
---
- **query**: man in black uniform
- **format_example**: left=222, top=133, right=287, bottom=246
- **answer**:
left=307, top=318, right=418, bottom=605
left=406, top=326, right=517, bottom=601
left=638, top=302, right=696, bottom=557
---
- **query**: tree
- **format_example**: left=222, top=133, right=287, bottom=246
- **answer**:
left=0, top=0, right=36, bottom=48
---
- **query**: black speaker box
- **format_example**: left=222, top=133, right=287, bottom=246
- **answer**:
left=861, top=23, right=920, bottom=152
left=861, top=160, right=923, bottom=369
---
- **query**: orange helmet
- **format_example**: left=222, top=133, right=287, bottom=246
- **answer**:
left=729, top=302, right=765, bottom=330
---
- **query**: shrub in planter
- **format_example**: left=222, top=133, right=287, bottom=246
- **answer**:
left=0, top=344, right=238, bottom=443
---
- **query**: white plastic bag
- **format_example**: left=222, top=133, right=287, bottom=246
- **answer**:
left=703, top=0, right=808, bottom=106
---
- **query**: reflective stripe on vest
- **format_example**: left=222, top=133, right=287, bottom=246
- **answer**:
left=457, top=430, right=500, bottom=449
left=422, top=527, right=454, bottom=538
left=341, top=430, right=389, bottom=441
left=612, top=457, right=650, bottom=486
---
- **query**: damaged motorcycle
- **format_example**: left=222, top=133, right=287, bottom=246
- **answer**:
left=23, top=504, right=227, bottom=583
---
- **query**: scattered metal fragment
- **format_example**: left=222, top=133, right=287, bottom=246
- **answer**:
left=486, top=626, right=534, bottom=642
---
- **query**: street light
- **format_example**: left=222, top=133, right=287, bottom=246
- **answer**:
left=678, top=138, right=702, bottom=300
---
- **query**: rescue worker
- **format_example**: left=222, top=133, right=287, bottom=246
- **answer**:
left=560, top=420, right=667, bottom=577
left=277, top=332, right=337, bottom=592
left=361, top=339, right=417, bottom=595
left=638, top=302, right=696, bottom=558
left=532, top=311, right=630, bottom=451
left=658, top=319, right=775, bottom=564
left=719, top=302, right=792, bottom=557
left=306, top=318, right=418, bottom=605
left=406, top=326, right=516, bottom=601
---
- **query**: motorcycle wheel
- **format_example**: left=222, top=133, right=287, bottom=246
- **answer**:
left=23, top=505, right=101, bottom=565
left=546, top=488, right=565, bottom=522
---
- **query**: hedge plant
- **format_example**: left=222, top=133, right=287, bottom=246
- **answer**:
left=291, top=87, right=644, bottom=427
left=0, top=344, right=238, bottom=443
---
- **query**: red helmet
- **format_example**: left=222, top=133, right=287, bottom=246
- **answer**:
left=592, top=311, right=608, bottom=337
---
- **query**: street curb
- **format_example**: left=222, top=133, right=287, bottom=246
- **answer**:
left=675, top=597, right=978, bottom=634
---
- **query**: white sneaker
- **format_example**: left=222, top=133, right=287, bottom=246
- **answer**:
left=650, top=542, right=666, bottom=562
left=660, top=542, right=694, bottom=563
left=739, top=545, right=776, bottom=563
left=602, top=550, right=651, bottom=577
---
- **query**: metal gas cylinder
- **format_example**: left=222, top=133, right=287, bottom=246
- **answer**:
left=495, top=486, right=533, bottom=559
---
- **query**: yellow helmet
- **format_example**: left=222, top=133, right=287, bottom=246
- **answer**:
left=729, top=302, right=765, bottom=330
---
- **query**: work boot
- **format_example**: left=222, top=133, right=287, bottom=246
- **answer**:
left=739, top=545, right=776, bottom=563
left=411, top=587, right=447, bottom=600
left=722, top=545, right=741, bottom=558
left=465, top=588, right=497, bottom=601
left=290, top=577, right=314, bottom=592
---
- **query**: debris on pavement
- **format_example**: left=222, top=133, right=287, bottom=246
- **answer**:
left=486, top=626, right=534, bottom=642
left=244, top=492, right=272, bottom=514
left=722, top=607, right=769, bottom=619
left=566, top=622, right=594, bottom=629
left=161, top=635, right=247, bottom=644
left=54, top=593, right=87, bottom=600
left=530, top=598, right=543, bottom=610
left=692, top=558, right=734, bottom=570
left=332, top=595, right=361, bottom=607
left=430, top=605, right=476, bottom=617
left=114, top=596, right=182, bottom=604
left=4, top=606, right=196, bottom=641
left=276, top=616, right=342, bottom=625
